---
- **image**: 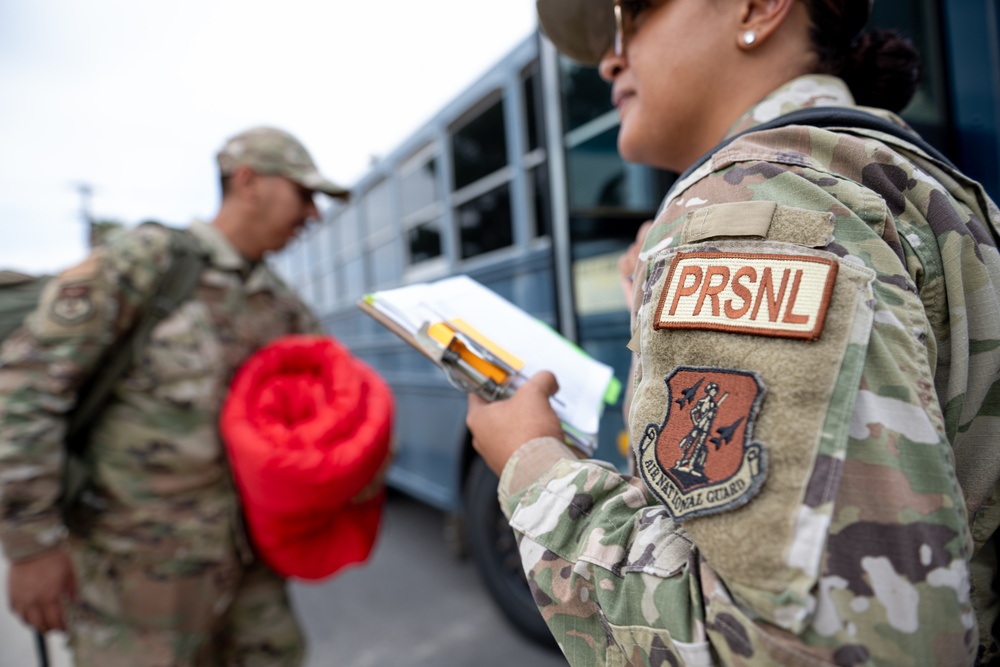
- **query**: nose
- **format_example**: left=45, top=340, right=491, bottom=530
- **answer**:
left=598, top=45, right=626, bottom=82
left=300, top=189, right=319, bottom=220
left=305, top=199, right=319, bottom=221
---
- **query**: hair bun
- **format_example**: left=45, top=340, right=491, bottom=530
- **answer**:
left=842, top=29, right=922, bottom=113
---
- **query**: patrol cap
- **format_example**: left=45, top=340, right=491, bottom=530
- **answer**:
left=536, top=0, right=614, bottom=66
left=216, top=126, right=350, bottom=200
left=535, top=0, right=875, bottom=67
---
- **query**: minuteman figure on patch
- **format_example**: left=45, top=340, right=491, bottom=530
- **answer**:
left=676, top=381, right=722, bottom=477
left=638, top=366, right=768, bottom=521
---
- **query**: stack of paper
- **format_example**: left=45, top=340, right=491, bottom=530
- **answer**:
left=360, top=275, right=617, bottom=455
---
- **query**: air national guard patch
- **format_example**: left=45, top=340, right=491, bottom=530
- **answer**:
left=50, top=283, right=96, bottom=326
left=637, top=366, right=767, bottom=521
left=654, top=251, right=838, bottom=341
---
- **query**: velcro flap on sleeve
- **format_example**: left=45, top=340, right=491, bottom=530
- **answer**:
left=682, top=202, right=834, bottom=248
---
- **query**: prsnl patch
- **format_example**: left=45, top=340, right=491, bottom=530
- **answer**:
left=637, top=366, right=768, bottom=521
left=654, top=251, right=838, bottom=341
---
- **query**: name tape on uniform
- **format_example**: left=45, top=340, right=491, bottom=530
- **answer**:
left=654, top=252, right=838, bottom=341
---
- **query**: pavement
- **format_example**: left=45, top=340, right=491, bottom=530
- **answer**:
left=0, top=493, right=565, bottom=667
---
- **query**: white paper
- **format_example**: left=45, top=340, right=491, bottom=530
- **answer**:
left=368, top=275, right=614, bottom=440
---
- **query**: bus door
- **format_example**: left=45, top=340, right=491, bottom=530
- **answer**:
left=553, top=57, right=676, bottom=471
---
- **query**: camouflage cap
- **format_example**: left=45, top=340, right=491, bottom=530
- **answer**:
left=216, top=127, right=350, bottom=200
left=535, top=0, right=874, bottom=66
left=536, top=0, right=614, bottom=66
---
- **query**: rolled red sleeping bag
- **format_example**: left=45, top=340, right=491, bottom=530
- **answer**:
left=220, top=335, right=394, bottom=580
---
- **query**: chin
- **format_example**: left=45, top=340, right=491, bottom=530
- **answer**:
left=616, top=133, right=646, bottom=166
left=625, top=139, right=698, bottom=174
left=617, top=137, right=666, bottom=170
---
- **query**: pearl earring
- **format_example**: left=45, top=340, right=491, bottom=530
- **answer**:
left=742, top=31, right=756, bottom=46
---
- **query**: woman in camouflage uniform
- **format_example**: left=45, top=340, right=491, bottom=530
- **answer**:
left=467, top=0, right=1000, bottom=665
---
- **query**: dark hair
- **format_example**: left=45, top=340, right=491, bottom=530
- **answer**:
left=803, top=0, right=922, bottom=113
left=220, top=174, right=232, bottom=198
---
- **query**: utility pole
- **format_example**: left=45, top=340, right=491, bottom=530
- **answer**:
left=75, top=182, right=95, bottom=248
left=76, top=182, right=93, bottom=224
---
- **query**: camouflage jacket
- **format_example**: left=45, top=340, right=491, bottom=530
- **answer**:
left=0, top=221, right=320, bottom=563
left=499, top=76, right=1000, bottom=666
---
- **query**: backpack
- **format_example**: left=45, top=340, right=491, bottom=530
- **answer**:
left=0, top=271, right=51, bottom=342
left=0, top=223, right=208, bottom=514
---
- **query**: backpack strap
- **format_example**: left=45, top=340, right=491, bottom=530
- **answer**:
left=671, top=107, right=959, bottom=194
left=60, top=224, right=209, bottom=510
left=666, top=107, right=1000, bottom=246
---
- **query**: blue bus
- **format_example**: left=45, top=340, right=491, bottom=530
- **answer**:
left=272, top=0, right=1000, bottom=644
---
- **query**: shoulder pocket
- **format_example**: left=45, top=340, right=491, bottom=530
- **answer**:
left=630, top=238, right=876, bottom=633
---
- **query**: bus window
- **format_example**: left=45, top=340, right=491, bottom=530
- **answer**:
left=401, top=146, right=445, bottom=266
left=338, top=204, right=361, bottom=253
left=457, top=183, right=513, bottom=258
left=401, top=155, right=440, bottom=216
left=337, top=207, right=365, bottom=299
left=870, top=0, right=950, bottom=151
left=565, top=125, right=673, bottom=218
left=524, top=69, right=543, bottom=153
left=342, top=255, right=366, bottom=304
left=369, top=241, right=399, bottom=289
left=407, top=221, right=442, bottom=263
left=560, top=59, right=614, bottom=132
left=303, top=225, right=325, bottom=313
left=529, top=164, right=552, bottom=238
left=362, top=180, right=399, bottom=289
left=363, top=180, right=393, bottom=239
left=452, top=98, right=509, bottom=189
left=319, top=262, right=339, bottom=314
left=452, top=95, right=516, bottom=259
left=313, top=219, right=335, bottom=273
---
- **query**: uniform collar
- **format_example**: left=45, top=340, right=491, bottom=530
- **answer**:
left=187, top=220, right=284, bottom=294
left=725, top=75, right=856, bottom=139
left=188, top=219, right=251, bottom=272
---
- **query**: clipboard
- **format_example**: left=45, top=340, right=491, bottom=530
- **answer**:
left=358, top=298, right=522, bottom=402
left=357, top=276, right=619, bottom=456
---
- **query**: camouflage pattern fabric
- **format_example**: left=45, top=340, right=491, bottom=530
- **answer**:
left=498, top=75, right=1000, bottom=666
left=217, top=126, right=350, bottom=199
left=69, top=543, right=304, bottom=666
left=0, top=220, right=320, bottom=665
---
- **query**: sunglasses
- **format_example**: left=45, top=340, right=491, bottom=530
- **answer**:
left=613, top=0, right=655, bottom=57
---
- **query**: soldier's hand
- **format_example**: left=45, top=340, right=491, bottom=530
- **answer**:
left=9, top=547, right=76, bottom=633
left=467, top=371, right=564, bottom=476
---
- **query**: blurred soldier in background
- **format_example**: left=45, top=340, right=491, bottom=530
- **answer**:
left=0, top=127, right=349, bottom=666
left=468, top=0, right=1000, bottom=665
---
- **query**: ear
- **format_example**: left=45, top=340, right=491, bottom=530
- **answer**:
left=228, top=165, right=259, bottom=200
left=735, top=0, right=797, bottom=50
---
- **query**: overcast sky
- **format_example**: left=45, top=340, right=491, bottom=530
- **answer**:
left=0, top=0, right=539, bottom=273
